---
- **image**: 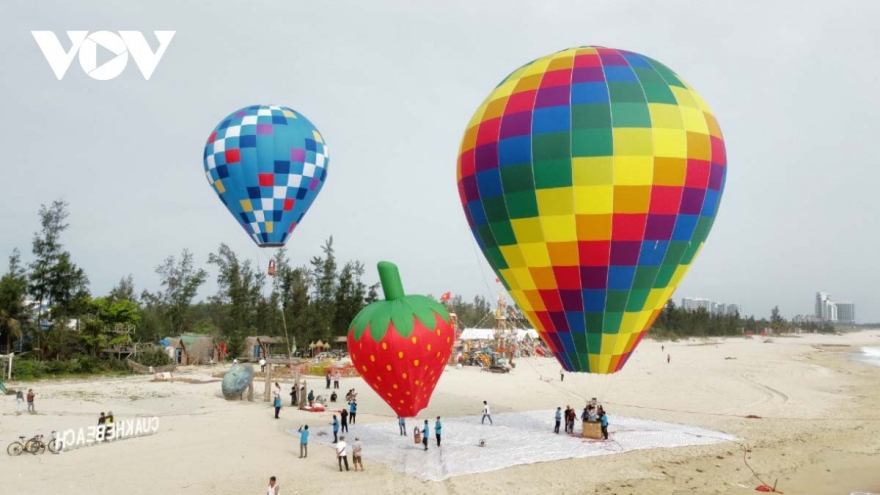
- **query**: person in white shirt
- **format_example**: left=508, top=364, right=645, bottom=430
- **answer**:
left=266, top=476, right=279, bottom=495
left=481, top=400, right=493, bottom=425
left=336, top=436, right=349, bottom=471
left=260, top=358, right=267, bottom=373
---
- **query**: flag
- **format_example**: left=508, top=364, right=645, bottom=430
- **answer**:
left=439, top=292, right=451, bottom=302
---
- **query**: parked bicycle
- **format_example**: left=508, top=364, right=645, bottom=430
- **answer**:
left=7, top=436, right=27, bottom=456
left=6, top=432, right=62, bottom=456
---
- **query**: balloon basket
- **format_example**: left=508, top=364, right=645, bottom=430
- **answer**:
left=582, top=421, right=602, bottom=439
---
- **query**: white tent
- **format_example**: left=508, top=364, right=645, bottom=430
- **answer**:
left=459, top=328, right=539, bottom=342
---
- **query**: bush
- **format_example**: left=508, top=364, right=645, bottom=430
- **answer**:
left=130, top=347, right=172, bottom=367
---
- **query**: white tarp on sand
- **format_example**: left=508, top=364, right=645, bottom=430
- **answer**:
left=289, top=409, right=738, bottom=481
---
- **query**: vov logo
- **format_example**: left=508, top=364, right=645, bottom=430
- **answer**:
left=31, top=31, right=175, bottom=81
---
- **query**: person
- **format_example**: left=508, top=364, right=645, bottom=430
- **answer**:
left=349, top=400, right=357, bottom=424
left=27, top=388, right=35, bottom=414
left=560, top=368, right=565, bottom=382
left=260, top=358, right=267, bottom=373
left=331, top=415, right=339, bottom=443
left=563, top=406, right=571, bottom=433
left=481, top=400, right=492, bottom=425
left=661, top=345, right=665, bottom=352
left=345, top=389, right=353, bottom=402
left=340, top=408, right=349, bottom=433
left=352, top=437, right=364, bottom=471
left=554, top=407, right=562, bottom=433
left=325, top=370, right=331, bottom=389
left=336, top=436, right=349, bottom=471
left=599, top=410, right=609, bottom=440
left=290, top=385, right=297, bottom=406
left=98, top=412, right=106, bottom=438
left=333, top=370, right=341, bottom=389
left=15, top=389, right=24, bottom=415
left=434, top=416, right=442, bottom=447
left=266, top=476, right=279, bottom=495
left=105, top=411, right=115, bottom=441
left=667, top=353, right=671, bottom=364
left=273, top=383, right=282, bottom=419
left=567, top=407, right=576, bottom=434
left=307, top=390, right=315, bottom=407
left=421, top=420, right=429, bottom=451
left=330, top=391, right=338, bottom=402
left=588, top=405, right=598, bottom=422
left=398, top=416, right=406, bottom=436
left=298, top=425, right=309, bottom=458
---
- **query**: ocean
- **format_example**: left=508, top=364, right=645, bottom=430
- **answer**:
left=851, top=347, right=880, bottom=368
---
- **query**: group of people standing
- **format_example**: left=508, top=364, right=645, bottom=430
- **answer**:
left=14, top=388, right=35, bottom=415
left=403, top=416, right=443, bottom=451
left=554, top=403, right=609, bottom=440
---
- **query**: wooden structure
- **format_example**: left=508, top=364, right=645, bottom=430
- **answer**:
left=582, top=421, right=603, bottom=439
left=165, top=334, right=215, bottom=365
left=242, top=336, right=283, bottom=360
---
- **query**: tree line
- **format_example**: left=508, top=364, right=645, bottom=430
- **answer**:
left=0, top=200, right=838, bottom=378
left=0, top=200, right=507, bottom=377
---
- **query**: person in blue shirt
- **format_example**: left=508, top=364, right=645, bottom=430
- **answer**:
left=421, top=420, right=429, bottom=451
left=434, top=416, right=442, bottom=446
left=398, top=416, right=406, bottom=436
left=554, top=407, right=562, bottom=434
left=298, top=425, right=309, bottom=458
left=599, top=411, right=609, bottom=440
left=331, top=415, right=339, bottom=443
left=349, top=400, right=357, bottom=424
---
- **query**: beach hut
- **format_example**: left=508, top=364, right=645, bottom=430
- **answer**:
left=334, top=335, right=348, bottom=353
left=241, top=336, right=284, bottom=359
left=165, top=334, right=215, bottom=365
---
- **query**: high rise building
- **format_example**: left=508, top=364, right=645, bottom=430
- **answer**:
left=815, top=292, right=854, bottom=324
left=681, top=298, right=740, bottom=315
left=836, top=302, right=856, bottom=325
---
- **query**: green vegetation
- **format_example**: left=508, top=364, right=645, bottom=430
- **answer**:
left=0, top=199, right=839, bottom=379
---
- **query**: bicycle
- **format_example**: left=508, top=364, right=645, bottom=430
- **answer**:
left=47, top=431, right=62, bottom=454
left=24, top=434, right=45, bottom=455
left=7, top=436, right=26, bottom=456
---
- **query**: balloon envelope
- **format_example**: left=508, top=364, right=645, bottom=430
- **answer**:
left=203, top=105, right=329, bottom=247
left=456, top=47, right=727, bottom=374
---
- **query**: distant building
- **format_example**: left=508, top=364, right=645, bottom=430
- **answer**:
left=836, top=302, right=856, bottom=326
left=681, top=298, right=740, bottom=316
left=814, top=292, right=854, bottom=324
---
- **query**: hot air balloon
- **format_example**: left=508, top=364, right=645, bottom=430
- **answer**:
left=203, top=104, right=329, bottom=267
left=347, top=262, right=454, bottom=417
left=456, top=47, right=726, bottom=374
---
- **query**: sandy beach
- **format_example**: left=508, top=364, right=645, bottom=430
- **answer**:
left=2, top=331, right=879, bottom=495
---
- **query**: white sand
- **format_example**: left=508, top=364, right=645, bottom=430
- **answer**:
left=2, top=330, right=880, bottom=495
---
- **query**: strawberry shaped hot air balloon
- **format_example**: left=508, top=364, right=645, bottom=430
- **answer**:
left=347, top=261, right=453, bottom=417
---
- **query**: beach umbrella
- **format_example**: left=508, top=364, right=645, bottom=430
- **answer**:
left=456, top=46, right=727, bottom=374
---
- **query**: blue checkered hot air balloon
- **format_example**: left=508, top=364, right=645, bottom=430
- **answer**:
left=203, top=104, right=329, bottom=247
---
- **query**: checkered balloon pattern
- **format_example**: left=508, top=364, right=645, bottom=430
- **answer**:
left=203, top=105, right=329, bottom=247
left=456, top=47, right=727, bottom=374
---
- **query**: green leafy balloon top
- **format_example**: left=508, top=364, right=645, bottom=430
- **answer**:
left=350, top=261, right=451, bottom=342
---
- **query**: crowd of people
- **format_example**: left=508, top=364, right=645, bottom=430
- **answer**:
left=555, top=403, right=609, bottom=439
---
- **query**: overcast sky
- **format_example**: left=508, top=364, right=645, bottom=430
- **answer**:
left=1, top=0, right=878, bottom=321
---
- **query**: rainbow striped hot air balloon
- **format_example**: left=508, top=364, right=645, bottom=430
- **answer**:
left=456, top=46, right=726, bottom=374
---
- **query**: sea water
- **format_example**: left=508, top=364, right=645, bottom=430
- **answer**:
left=851, top=347, right=880, bottom=368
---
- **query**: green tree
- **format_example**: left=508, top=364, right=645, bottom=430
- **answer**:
left=207, top=243, right=266, bottom=357
left=108, top=275, right=137, bottom=303
left=0, top=249, right=29, bottom=351
left=309, top=237, right=337, bottom=343
left=28, top=200, right=90, bottom=326
left=142, top=249, right=207, bottom=335
left=333, top=260, right=366, bottom=336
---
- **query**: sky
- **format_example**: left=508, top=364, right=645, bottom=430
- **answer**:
left=1, top=0, right=879, bottom=321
